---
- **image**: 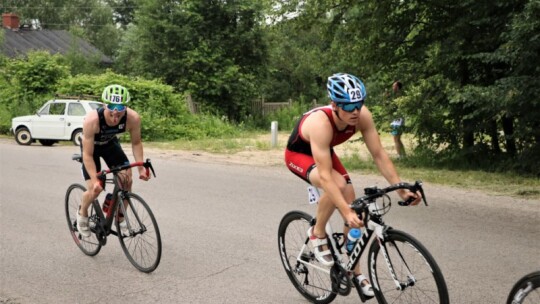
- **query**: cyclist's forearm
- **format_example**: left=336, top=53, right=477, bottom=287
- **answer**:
left=131, top=140, right=144, bottom=163
left=83, top=158, right=98, bottom=181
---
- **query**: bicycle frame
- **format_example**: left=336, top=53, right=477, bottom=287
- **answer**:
left=91, top=174, right=129, bottom=243
left=295, top=206, right=410, bottom=293
left=296, top=181, right=427, bottom=300
left=71, top=153, right=156, bottom=245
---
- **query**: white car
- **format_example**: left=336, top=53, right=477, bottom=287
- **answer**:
left=10, top=98, right=103, bottom=146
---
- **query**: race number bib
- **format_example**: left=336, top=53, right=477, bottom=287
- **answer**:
left=110, top=94, right=123, bottom=103
left=348, top=88, right=363, bottom=102
left=308, top=186, right=320, bottom=205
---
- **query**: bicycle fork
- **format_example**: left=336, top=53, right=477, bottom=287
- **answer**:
left=370, top=224, right=416, bottom=292
left=117, top=192, right=146, bottom=237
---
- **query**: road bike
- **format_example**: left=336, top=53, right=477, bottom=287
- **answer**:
left=65, top=154, right=162, bottom=273
left=278, top=181, right=449, bottom=303
left=507, top=271, right=540, bottom=304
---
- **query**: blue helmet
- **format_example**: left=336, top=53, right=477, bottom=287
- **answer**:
left=327, top=73, right=367, bottom=103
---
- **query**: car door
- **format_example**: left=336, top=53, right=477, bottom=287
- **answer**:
left=32, top=101, right=68, bottom=139
left=65, top=102, right=86, bottom=136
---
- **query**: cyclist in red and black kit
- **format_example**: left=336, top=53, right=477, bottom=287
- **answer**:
left=77, top=84, right=150, bottom=238
left=285, top=73, right=421, bottom=297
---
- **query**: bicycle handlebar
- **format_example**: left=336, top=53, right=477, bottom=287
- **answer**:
left=351, top=180, right=427, bottom=212
left=97, top=159, right=156, bottom=179
left=71, top=153, right=156, bottom=185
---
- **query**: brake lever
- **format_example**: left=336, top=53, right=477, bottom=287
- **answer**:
left=398, top=180, right=426, bottom=206
left=417, top=181, right=428, bottom=206
left=144, top=159, right=156, bottom=177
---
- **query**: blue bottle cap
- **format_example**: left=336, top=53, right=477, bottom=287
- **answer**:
left=349, top=228, right=361, bottom=238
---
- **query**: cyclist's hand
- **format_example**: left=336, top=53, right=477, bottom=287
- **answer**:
left=398, top=189, right=422, bottom=206
left=344, top=210, right=363, bottom=228
left=138, top=166, right=150, bottom=181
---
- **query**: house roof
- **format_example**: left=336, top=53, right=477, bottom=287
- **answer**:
left=1, top=28, right=112, bottom=64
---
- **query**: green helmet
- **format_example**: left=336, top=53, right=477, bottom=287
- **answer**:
left=101, top=84, right=130, bottom=105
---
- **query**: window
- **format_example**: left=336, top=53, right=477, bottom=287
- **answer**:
left=49, top=103, right=66, bottom=115
left=38, top=104, right=50, bottom=115
left=68, top=103, right=86, bottom=116
left=89, top=102, right=103, bottom=110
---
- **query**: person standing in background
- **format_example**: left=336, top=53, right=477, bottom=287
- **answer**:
left=389, top=80, right=406, bottom=158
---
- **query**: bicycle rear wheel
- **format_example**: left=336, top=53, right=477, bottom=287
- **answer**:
left=116, top=192, right=161, bottom=273
left=507, top=271, right=540, bottom=304
left=368, top=229, right=449, bottom=304
left=65, top=183, right=102, bottom=256
left=278, top=211, right=337, bottom=304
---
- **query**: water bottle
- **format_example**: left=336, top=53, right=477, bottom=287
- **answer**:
left=346, top=228, right=361, bottom=253
left=102, top=193, right=113, bottom=213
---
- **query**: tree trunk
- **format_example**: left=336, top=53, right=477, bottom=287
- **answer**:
left=489, top=120, right=501, bottom=154
left=463, top=120, right=475, bottom=149
left=501, top=115, right=516, bottom=156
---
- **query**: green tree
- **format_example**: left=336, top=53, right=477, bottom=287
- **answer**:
left=116, top=0, right=267, bottom=121
left=0, top=51, right=69, bottom=121
left=261, top=18, right=328, bottom=103
left=105, top=0, right=137, bottom=29
left=268, top=0, right=538, bottom=174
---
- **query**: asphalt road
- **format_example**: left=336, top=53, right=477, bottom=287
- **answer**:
left=0, top=139, right=538, bottom=304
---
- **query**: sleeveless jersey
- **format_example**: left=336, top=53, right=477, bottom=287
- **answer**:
left=286, top=105, right=356, bottom=155
left=94, top=107, right=127, bottom=145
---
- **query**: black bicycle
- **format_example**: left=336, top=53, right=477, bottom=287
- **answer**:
left=278, top=181, right=449, bottom=304
left=65, top=154, right=162, bottom=273
left=507, top=271, right=540, bottom=304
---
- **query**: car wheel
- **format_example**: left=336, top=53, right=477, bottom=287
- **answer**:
left=72, top=129, right=83, bottom=146
left=15, top=128, right=32, bottom=145
left=39, top=139, right=56, bottom=146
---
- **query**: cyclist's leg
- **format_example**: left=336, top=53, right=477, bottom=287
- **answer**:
left=78, top=144, right=103, bottom=237
left=285, top=150, right=337, bottom=265
left=101, top=140, right=131, bottom=230
left=80, top=144, right=103, bottom=218
left=328, top=154, right=373, bottom=295
left=391, top=124, right=406, bottom=158
left=308, top=168, right=351, bottom=238
left=285, top=150, right=348, bottom=239
left=309, top=152, right=353, bottom=240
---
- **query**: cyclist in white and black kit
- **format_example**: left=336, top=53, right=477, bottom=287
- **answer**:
left=77, top=84, right=150, bottom=238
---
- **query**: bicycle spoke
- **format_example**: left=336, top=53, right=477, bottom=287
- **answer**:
left=278, top=211, right=336, bottom=304
left=117, top=193, right=161, bottom=273
left=369, top=230, right=448, bottom=304
left=65, top=184, right=102, bottom=256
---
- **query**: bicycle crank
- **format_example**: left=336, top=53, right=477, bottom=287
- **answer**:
left=331, top=265, right=351, bottom=296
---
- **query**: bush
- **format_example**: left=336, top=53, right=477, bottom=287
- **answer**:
left=58, top=71, right=240, bottom=140
left=1, top=57, right=240, bottom=140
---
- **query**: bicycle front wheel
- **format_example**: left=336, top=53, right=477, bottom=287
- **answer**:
left=65, top=183, right=102, bottom=256
left=278, top=211, right=337, bottom=304
left=116, top=192, right=161, bottom=273
left=368, top=229, right=449, bottom=304
left=507, top=271, right=540, bottom=304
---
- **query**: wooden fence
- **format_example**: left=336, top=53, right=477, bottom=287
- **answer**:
left=185, top=94, right=324, bottom=115
left=250, top=98, right=292, bottom=115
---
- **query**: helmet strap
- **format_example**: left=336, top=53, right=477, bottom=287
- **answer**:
left=332, top=102, right=344, bottom=122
